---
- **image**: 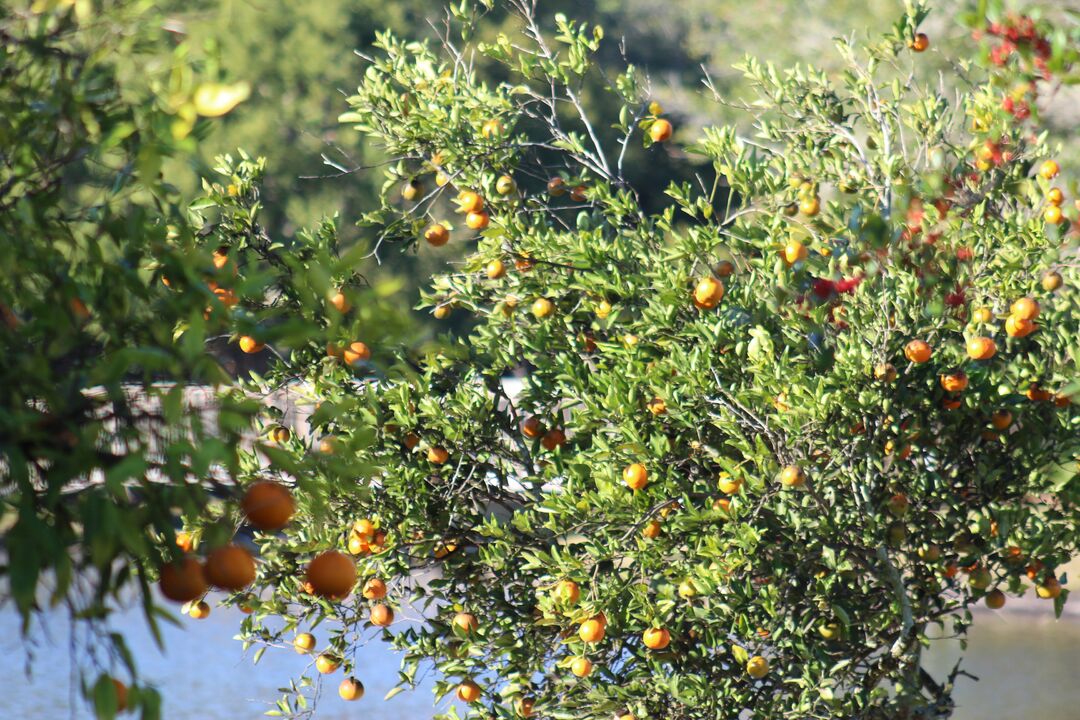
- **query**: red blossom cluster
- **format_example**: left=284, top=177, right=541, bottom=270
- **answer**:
left=972, top=14, right=1056, bottom=121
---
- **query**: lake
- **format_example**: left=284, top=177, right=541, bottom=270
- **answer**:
left=3, top=595, right=1078, bottom=719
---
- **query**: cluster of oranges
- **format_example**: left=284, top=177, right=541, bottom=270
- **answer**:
left=159, top=481, right=295, bottom=616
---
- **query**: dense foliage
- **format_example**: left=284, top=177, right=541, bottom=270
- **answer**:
left=3, top=1, right=1080, bottom=719
left=191, top=1, right=1079, bottom=719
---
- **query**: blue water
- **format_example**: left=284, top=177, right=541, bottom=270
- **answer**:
left=3, top=593, right=1079, bottom=719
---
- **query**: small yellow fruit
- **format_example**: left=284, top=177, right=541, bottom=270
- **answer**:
left=799, top=196, right=820, bottom=216
left=783, top=240, right=808, bottom=264
left=1039, top=159, right=1060, bottom=180
left=693, top=276, right=725, bottom=308
left=649, top=118, right=673, bottom=143
left=423, top=223, right=450, bottom=247
left=717, top=473, right=743, bottom=494
left=595, top=300, right=612, bottom=319
left=622, top=463, right=648, bottom=490
left=779, top=465, right=805, bottom=488
left=496, top=174, right=517, bottom=195
left=457, top=680, right=482, bottom=703
left=746, top=655, right=770, bottom=679
left=401, top=180, right=421, bottom=201
left=293, top=633, right=317, bottom=654
left=339, top=677, right=364, bottom=701
left=570, top=656, right=593, bottom=677
left=531, top=298, right=555, bottom=319
left=485, top=259, right=506, bottom=279
left=642, top=627, right=670, bottom=650
left=316, top=653, right=341, bottom=674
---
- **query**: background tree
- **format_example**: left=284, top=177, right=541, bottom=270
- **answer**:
left=177, top=1, right=1079, bottom=720
left=0, top=2, right=414, bottom=716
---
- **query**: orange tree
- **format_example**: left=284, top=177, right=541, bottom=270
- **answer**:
left=195, top=2, right=1080, bottom=719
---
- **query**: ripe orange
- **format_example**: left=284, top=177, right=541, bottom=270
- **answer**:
left=799, top=196, right=820, bottom=216
left=328, top=289, right=349, bottom=313
left=1047, top=187, right=1064, bottom=206
left=779, top=465, right=805, bottom=488
left=904, top=339, right=932, bottom=363
left=595, top=300, right=612, bottom=319
left=318, top=435, right=338, bottom=454
left=579, top=618, right=605, bottom=643
left=496, top=175, right=517, bottom=195
left=433, top=304, right=451, bottom=320
left=547, top=177, right=567, bottom=196
left=270, top=426, right=291, bottom=444
left=1042, top=271, right=1062, bottom=292
left=541, top=428, right=566, bottom=451
left=972, top=307, right=993, bottom=323
left=456, top=680, right=482, bottom=703
left=570, top=656, right=593, bottom=677
left=423, top=223, right=450, bottom=247
left=693, top=277, right=725, bottom=308
left=940, top=371, right=968, bottom=393
left=746, top=655, right=770, bottom=679
left=315, top=653, right=341, bottom=674
left=990, top=410, right=1013, bottom=429
left=158, top=557, right=207, bottom=603
left=622, top=463, right=648, bottom=490
left=238, top=335, right=264, bottom=353
left=911, top=32, right=930, bottom=52
left=531, top=297, right=554, bottom=319
left=1040, top=159, right=1060, bottom=179
left=522, top=416, right=545, bottom=439
left=403, top=433, right=420, bottom=450
left=456, top=191, right=484, bottom=214
left=453, top=612, right=479, bottom=634
left=1044, top=205, right=1064, bottom=225
left=466, top=210, right=490, bottom=230
left=306, top=551, right=357, bottom=600
left=188, top=600, right=211, bottom=619
left=570, top=185, right=588, bottom=203
left=783, top=240, right=808, bottom=264
left=646, top=397, right=667, bottom=416
left=1010, top=297, right=1040, bottom=321
left=204, top=544, right=256, bottom=591
left=874, top=363, right=897, bottom=382
left=486, top=259, right=506, bottom=279
left=293, top=632, right=316, bottom=654
left=649, top=118, right=673, bottom=143
left=715, top=260, right=735, bottom=277
left=554, top=579, right=580, bottom=605
left=343, top=341, right=371, bottom=365
left=212, top=247, right=230, bottom=269
left=966, top=336, right=996, bottom=360
left=241, top=481, right=295, bottom=531
left=1004, top=315, right=1036, bottom=338
left=428, top=446, right=450, bottom=464
left=642, top=627, right=670, bottom=650
left=339, top=677, right=364, bottom=701
left=717, top=473, right=743, bottom=494
left=985, top=589, right=1006, bottom=609
left=370, top=603, right=394, bottom=626
left=362, top=577, right=387, bottom=600
left=642, top=520, right=661, bottom=539
left=353, top=518, right=376, bottom=538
